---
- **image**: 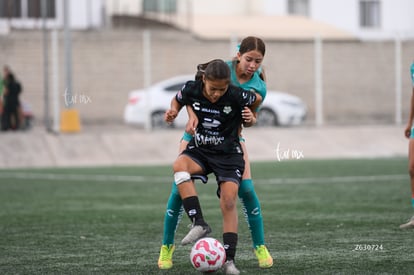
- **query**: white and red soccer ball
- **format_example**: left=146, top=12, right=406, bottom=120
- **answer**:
left=190, top=237, right=226, bottom=272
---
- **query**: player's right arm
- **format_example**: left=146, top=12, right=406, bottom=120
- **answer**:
left=164, top=96, right=183, bottom=124
left=405, top=62, right=414, bottom=138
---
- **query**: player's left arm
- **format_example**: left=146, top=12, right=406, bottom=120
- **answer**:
left=259, top=67, right=267, bottom=82
left=243, top=92, right=262, bottom=127
left=404, top=62, right=414, bottom=138
left=244, top=68, right=267, bottom=127
left=185, top=105, right=198, bottom=135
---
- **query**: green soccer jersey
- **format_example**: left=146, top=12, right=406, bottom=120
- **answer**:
left=226, top=60, right=267, bottom=101
left=411, top=62, right=414, bottom=87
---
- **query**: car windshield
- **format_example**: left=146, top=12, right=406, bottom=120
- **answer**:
left=165, top=83, right=186, bottom=92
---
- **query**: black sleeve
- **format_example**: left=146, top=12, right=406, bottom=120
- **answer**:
left=234, top=86, right=257, bottom=106
left=175, top=87, right=186, bottom=105
left=175, top=80, right=195, bottom=106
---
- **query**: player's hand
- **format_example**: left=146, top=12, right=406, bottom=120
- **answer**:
left=242, top=107, right=256, bottom=125
left=405, top=124, right=411, bottom=139
left=164, top=109, right=178, bottom=124
left=185, top=116, right=198, bottom=135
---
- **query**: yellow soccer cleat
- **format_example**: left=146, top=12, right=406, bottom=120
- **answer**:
left=254, top=245, right=274, bottom=268
left=158, top=244, right=175, bottom=270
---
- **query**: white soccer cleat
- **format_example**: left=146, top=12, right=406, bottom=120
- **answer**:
left=181, top=224, right=211, bottom=245
left=222, top=260, right=240, bottom=275
left=399, top=215, right=414, bottom=229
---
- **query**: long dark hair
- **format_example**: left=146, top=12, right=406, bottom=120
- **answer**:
left=239, top=36, right=266, bottom=56
left=234, top=36, right=266, bottom=81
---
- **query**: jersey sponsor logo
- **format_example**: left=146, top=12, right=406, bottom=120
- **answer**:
left=201, top=107, right=220, bottom=115
left=193, top=102, right=200, bottom=111
left=195, top=132, right=225, bottom=146
left=192, top=102, right=221, bottom=114
left=201, top=117, right=221, bottom=129
left=223, top=106, right=232, bottom=114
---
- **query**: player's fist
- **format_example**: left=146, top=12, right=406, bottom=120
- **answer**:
left=164, top=109, right=178, bottom=124
left=242, top=107, right=255, bottom=123
left=405, top=125, right=411, bottom=138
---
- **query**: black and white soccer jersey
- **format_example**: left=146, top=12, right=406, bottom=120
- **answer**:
left=176, top=80, right=257, bottom=154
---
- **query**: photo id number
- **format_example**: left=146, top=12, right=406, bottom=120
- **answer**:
left=353, top=244, right=383, bottom=251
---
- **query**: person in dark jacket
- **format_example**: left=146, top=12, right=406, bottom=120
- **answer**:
left=1, top=70, right=22, bottom=131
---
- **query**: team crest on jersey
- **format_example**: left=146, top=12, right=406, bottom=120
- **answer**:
left=223, top=106, right=232, bottom=114
left=177, top=90, right=183, bottom=100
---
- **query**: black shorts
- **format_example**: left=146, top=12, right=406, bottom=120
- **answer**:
left=181, top=147, right=244, bottom=186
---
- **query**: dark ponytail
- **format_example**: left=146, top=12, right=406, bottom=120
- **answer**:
left=195, top=59, right=230, bottom=83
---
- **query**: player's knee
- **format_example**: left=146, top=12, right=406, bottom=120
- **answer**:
left=172, top=161, right=183, bottom=172
left=220, top=195, right=237, bottom=212
left=409, top=165, right=414, bottom=177
left=174, top=171, right=191, bottom=185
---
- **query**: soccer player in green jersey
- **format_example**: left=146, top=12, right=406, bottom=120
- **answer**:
left=401, top=61, right=414, bottom=229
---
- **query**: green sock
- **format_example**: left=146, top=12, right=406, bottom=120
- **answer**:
left=411, top=197, right=414, bottom=209
left=162, top=182, right=183, bottom=245
left=238, top=179, right=264, bottom=248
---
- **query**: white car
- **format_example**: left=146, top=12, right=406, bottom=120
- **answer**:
left=123, top=75, right=306, bottom=128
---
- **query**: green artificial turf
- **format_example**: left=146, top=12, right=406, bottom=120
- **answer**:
left=0, top=158, right=413, bottom=274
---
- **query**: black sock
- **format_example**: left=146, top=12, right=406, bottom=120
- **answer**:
left=182, top=196, right=207, bottom=226
left=223, top=232, right=238, bottom=262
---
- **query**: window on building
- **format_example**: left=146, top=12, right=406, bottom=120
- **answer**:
left=287, top=0, right=310, bottom=17
left=143, top=0, right=177, bottom=13
left=0, top=0, right=55, bottom=19
left=0, top=0, right=22, bottom=18
left=28, top=0, right=56, bottom=18
left=360, top=0, right=381, bottom=28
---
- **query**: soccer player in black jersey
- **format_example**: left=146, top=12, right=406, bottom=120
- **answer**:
left=164, top=59, right=262, bottom=275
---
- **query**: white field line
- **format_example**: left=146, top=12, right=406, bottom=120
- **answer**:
left=259, top=174, right=407, bottom=184
left=0, top=172, right=150, bottom=182
left=0, top=172, right=407, bottom=185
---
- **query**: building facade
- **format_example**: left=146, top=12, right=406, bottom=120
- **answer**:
left=0, top=0, right=104, bottom=32
left=108, top=0, right=414, bottom=40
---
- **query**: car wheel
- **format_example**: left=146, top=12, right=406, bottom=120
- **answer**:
left=151, top=111, right=173, bottom=129
left=257, top=108, right=278, bottom=127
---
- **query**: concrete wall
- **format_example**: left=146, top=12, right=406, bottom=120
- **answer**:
left=1, top=28, right=413, bottom=126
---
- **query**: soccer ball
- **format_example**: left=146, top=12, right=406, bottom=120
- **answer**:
left=190, top=237, right=226, bottom=273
